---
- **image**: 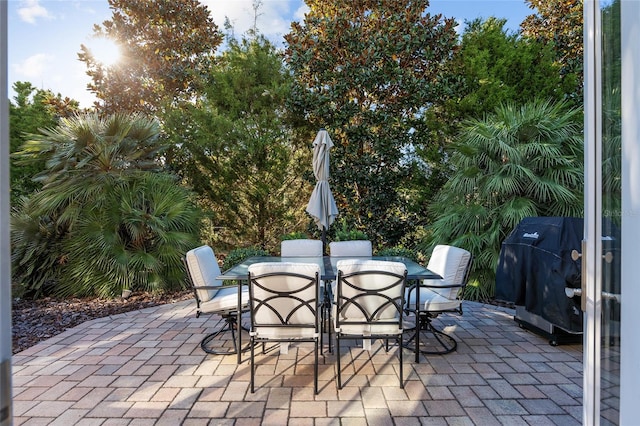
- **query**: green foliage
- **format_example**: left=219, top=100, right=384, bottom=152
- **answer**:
left=284, top=1, right=459, bottom=248
left=165, top=35, right=309, bottom=253
left=424, top=17, right=574, bottom=149
left=521, top=0, right=583, bottom=101
left=376, top=246, right=419, bottom=263
left=462, top=278, right=493, bottom=302
left=79, top=0, right=223, bottom=114
left=424, top=99, right=584, bottom=300
left=281, top=232, right=309, bottom=241
left=222, top=247, right=270, bottom=272
left=10, top=197, right=65, bottom=297
left=58, top=172, right=201, bottom=297
left=456, top=18, right=572, bottom=118
left=601, top=0, right=622, bottom=227
left=332, top=220, right=369, bottom=242
left=8, top=82, right=80, bottom=203
left=11, top=112, right=201, bottom=298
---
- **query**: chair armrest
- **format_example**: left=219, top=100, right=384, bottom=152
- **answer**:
left=406, top=281, right=464, bottom=290
left=420, top=282, right=464, bottom=289
left=192, top=285, right=224, bottom=291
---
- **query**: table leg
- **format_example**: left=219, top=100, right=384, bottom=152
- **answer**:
left=237, top=281, right=243, bottom=365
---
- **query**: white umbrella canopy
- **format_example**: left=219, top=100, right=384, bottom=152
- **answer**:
left=306, top=129, right=339, bottom=249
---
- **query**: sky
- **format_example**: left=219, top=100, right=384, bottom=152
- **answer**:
left=7, top=0, right=534, bottom=109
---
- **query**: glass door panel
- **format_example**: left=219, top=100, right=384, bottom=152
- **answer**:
left=584, top=1, right=622, bottom=424
left=599, top=1, right=621, bottom=424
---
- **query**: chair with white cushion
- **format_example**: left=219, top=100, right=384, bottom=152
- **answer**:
left=334, top=259, right=407, bottom=389
left=281, top=239, right=323, bottom=257
left=280, top=239, right=328, bottom=351
left=184, top=245, right=249, bottom=355
left=247, top=262, right=321, bottom=394
left=405, top=245, right=472, bottom=359
left=329, top=240, right=373, bottom=257
left=329, top=240, right=374, bottom=349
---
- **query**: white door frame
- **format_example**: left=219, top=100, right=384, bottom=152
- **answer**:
left=619, top=0, right=640, bottom=424
left=584, top=1, right=640, bottom=424
left=582, top=2, right=602, bottom=425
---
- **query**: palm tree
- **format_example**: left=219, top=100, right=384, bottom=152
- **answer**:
left=424, top=99, right=583, bottom=300
left=12, top=112, right=201, bottom=298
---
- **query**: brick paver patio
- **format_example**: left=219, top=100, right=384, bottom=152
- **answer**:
left=11, top=300, right=583, bottom=425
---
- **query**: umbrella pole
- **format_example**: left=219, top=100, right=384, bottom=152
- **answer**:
left=321, top=227, right=327, bottom=256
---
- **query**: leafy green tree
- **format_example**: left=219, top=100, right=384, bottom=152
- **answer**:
left=455, top=18, right=571, bottom=119
left=11, top=113, right=200, bottom=298
left=424, top=100, right=583, bottom=300
left=419, top=18, right=577, bottom=231
left=165, top=35, right=307, bottom=252
left=284, top=0, right=459, bottom=248
left=521, top=0, right=583, bottom=101
left=9, top=82, right=79, bottom=203
left=79, top=0, right=223, bottom=114
left=424, top=18, right=573, bottom=145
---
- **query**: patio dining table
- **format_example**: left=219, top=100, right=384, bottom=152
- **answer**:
left=217, top=255, right=440, bottom=364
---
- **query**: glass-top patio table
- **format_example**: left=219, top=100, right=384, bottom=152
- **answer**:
left=217, top=255, right=441, bottom=364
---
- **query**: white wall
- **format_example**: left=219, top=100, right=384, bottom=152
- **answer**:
left=620, top=0, right=640, bottom=423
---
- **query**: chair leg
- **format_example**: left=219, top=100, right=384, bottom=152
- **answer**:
left=398, top=334, right=404, bottom=389
left=314, top=338, right=319, bottom=394
left=400, top=310, right=421, bottom=362
left=403, top=313, right=458, bottom=357
left=322, top=289, right=333, bottom=354
left=327, top=305, right=332, bottom=353
left=250, top=337, right=255, bottom=393
left=201, top=314, right=250, bottom=355
left=416, top=314, right=458, bottom=355
left=336, top=336, right=342, bottom=389
left=320, top=303, right=324, bottom=349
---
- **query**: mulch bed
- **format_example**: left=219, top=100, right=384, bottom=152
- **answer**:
left=11, top=290, right=193, bottom=354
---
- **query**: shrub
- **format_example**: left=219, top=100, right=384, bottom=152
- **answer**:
left=222, top=246, right=270, bottom=272
left=11, top=112, right=202, bottom=298
left=376, top=246, right=419, bottom=263
left=280, top=231, right=309, bottom=241
left=333, top=220, right=369, bottom=242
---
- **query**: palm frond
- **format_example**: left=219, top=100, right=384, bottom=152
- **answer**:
left=425, top=99, right=584, bottom=300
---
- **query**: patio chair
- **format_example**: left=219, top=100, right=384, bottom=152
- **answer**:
left=405, top=245, right=473, bottom=358
left=329, top=240, right=374, bottom=349
left=281, top=239, right=323, bottom=257
left=329, top=240, right=373, bottom=257
left=184, top=245, right=249, bottom=355
left=280, top=239, right=329, bottom=352
left=247, top=262, right=321, bottom=394
left=334, top=259, right=408, bottom=389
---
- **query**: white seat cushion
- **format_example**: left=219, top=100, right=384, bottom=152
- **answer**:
left=200, top=286, right=249, bottom=315
left=333, top=259, right=406, bottom=336
left=185, top=245, right=223, bottom=303
left=250, top=327, right=319, bottom=339
left=248, top=262, right=320, bottom=340
left=426, top=245, right=471, bottom=296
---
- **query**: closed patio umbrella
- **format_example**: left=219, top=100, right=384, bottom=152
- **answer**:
left=306, top=129, right=339, bottom=253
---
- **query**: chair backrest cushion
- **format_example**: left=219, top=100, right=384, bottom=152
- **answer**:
left=248, top=262, right=320, bottom=338
left=281, top=239, right=323, bottom=257
left=185, top=245, right=223, bottom=303
left=329, top=240, right=373, bottom=257
left=334, top=259, right=406, bottom=333
left=425, top=245, right=472, bottom=299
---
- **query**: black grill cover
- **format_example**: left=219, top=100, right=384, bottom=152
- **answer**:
left=495, top=217, right=583, bottom=332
